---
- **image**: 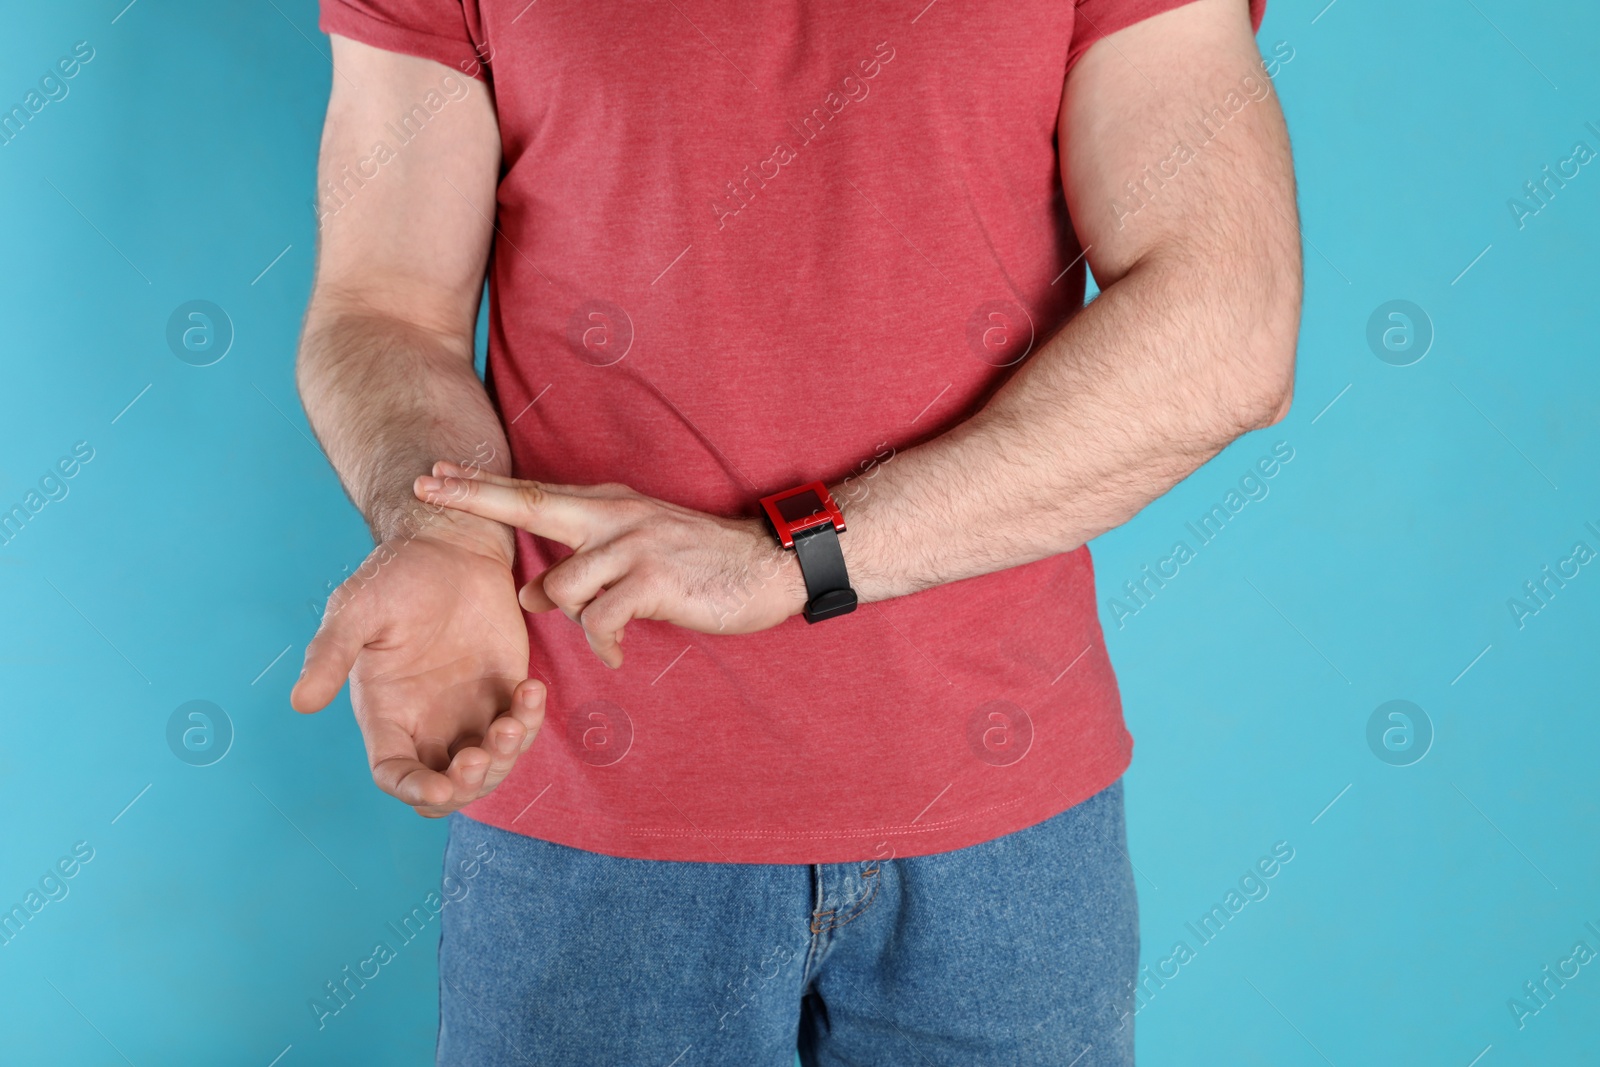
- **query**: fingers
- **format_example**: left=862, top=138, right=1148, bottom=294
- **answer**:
left=477, top=680, right=547, bottom=793
left=438, top=745, right=495, bottom=808
left=291, top=608, right=368, bottom=714
left=375, top=757, right=458, bottom=810
left=414, top=472, right=593, bottom=549
left=434, top=460, right=519, bottom=487
left=390, top=745, right=491, bottom=819
left=416, top=482, right=575, bottom=618
left=369, top=718, right=456, bottom=808
left=372, top=682, right=549, bottom=818
left=423, top=461, right=665, bottom=670
left=433, top=462, right=616, bottom=499
left=541, top=544, right=633, bottom=624
left=580, top=576, right=656, bottom=669
left=507, top=678, right=548, bottom=744
left=519, top=577, right=559, bottom=614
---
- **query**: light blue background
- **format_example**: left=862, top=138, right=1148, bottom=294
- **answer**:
left=1, top=1, right=1596, bottom=1064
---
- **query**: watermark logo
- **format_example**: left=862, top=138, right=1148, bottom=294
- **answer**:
left=1106, top=441, right=1295, bottom=629
left=166, top=700, right=233, bottom=767
left=965, top=300, right=1034, bottom=367
left=310, top=839, right=495, bottom=1029
left=566, top=299, right=633, bottom=367
left=1108, top=42, right=1296, bottom=230
left=1365, top=699, right=1432, bottom=767
left=1116, top=840, right=1295, bottom=1029
left=314, top=73, right=472, bottom=222
left=166, top=300, right=233, bottom=366
left=966, top=698, right=1033, bottom=766
left=1507, top=122, right=1600, bottom=230
left=1508, top=919, right=1600, bottom=1031
left=0, top=440, right=95, bottom=549
left=567, top=698, right=633, bottom=767
left=1365, top=300, right=1432, bottom=367
left=710, top=42, right=896, bottom=232
left=0, top=841, right=95, bottom=949
left=1507, top=524, right=1598, bottom=630
left=0, top=40, right=95, bottom=150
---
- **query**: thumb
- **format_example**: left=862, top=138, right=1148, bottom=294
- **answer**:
left=291, top=598, right=370, bottom=714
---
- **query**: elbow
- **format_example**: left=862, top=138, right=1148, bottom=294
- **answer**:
left=1264, top=386, right=1293, bottom=426
left=1231, top=350, right=1296, bottom=434
left=1209, top=300, right=1299, bottom=435
left=1215, top=387, right=1290, bottom=439
left=1249, top=372, right=1294, bottom=429
left=1143, top=232, right=1300, bottom=439
left=1229, top=267, right=1301, bottom=433
left=1216, top=324, right=1298, bottom=436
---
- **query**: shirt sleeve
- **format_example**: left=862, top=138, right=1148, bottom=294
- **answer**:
left=1067, top=0, right=1268, bottom=74
left=319, top=0, right=488, bottom=81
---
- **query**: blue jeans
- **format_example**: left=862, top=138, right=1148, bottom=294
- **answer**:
left=437, top=779, right=1137, bottom=1065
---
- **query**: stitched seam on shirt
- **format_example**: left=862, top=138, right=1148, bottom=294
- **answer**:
left=623, top=796, right=1029, bottom=840
left=602, top=743, right=1133, bottom=841
left=494, top=742, right=1132, bottom=849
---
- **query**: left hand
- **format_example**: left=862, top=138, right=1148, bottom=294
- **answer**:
left=414, top=463, right=808, bottom=668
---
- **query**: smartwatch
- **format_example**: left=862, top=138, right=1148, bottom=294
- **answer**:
left=758, top=481, right=858, bottom=624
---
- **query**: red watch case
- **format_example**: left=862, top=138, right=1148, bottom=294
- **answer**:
left=758, top=481, right=846, bottom=549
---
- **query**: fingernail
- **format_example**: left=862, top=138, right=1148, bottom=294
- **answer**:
left=521, top=685, right=543, bottom=708
left=416, top=476, right=442, bottom=493
left=495, top=730, right=517, bottom=755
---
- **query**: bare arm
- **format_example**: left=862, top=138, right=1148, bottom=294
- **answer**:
left=839, top=0, right=1299, bottom=599
left=291, top=37, right=544, bottom=816
left=297, top=39, right=510, bottom=562
left=415, top=0, right=1299, bottom=664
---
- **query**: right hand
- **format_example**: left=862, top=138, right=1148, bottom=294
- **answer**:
left=290, top=518, right=545, bottom=818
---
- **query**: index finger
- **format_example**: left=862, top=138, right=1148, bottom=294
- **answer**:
left=415, top=474, right=595, bottom=549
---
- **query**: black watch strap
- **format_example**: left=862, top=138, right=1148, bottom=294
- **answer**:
left=792, top=522, right=858, bottom=624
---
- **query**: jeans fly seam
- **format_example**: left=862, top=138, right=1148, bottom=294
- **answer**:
left=809, top=864, right=880, bottom=934
left=800, top=863, right=826, bottom=987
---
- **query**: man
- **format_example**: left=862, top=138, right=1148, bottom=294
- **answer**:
left=290, top=0, right=1297, bottom=1061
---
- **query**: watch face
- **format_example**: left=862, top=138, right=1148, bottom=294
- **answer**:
left=775, top=489, right=825, bottom=524
left=760, top=481, right=846, bottom=548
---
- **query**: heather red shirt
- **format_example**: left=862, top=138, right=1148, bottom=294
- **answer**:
left=320, top=0, right=1266, bottom=863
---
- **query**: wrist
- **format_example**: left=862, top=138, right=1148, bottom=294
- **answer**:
left=757, top=481, right=858, bottom=623
left=769, top=529, right=810, bottom=619
left=826, top=480, right=887, bottom=605
left=378, top=502, right=515, bottom=568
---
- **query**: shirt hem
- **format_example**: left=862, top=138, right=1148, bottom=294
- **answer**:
left=464, top=737, right=1133, bottom=865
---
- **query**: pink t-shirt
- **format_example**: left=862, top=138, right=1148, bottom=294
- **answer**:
left=320, top=0, right=1265, bottom=863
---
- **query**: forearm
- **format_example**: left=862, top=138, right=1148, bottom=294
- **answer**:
left=838, top=253, right=1297, bottom=602
left=297, top=296, right=514, bottom=562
